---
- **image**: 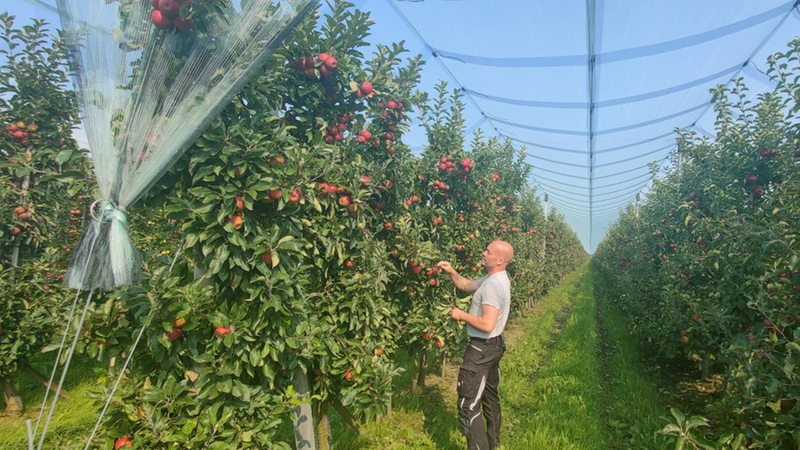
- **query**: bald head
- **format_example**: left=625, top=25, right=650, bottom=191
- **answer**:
left=483, top=240, right=514, bottom=274
left=491, top=240, right=514, bottom=263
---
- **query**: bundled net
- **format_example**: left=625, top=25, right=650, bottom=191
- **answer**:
left=58, top=0, right=314, bottom=290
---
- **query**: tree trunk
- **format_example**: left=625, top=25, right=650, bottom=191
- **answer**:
left=329, top=396, right=360, bottom=433
left=416, top=352, right=427, bottom=388
left=314, top=400, right=331, bottom=450
left=700, top=356, right=709, bottom=379
left=3, top=376, right=24, bottom=416
left=20, top=363, right=70, bottom=399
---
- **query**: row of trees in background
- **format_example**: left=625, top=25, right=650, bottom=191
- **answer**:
left=0, top=12, right=93, bottom=415
left=0, top=2, right=586, bottom=448
left=594, top=38, right=800, bottom=449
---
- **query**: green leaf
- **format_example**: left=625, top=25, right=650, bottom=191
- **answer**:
left=54, top=149, right=74, bottom=165
left=249, top=348, right=262, bottom=367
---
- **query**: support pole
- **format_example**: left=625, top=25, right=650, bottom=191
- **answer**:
left=293, top=367, right=316, bottom=450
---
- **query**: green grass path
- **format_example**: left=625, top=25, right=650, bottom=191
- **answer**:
left=500, top=262, right=671, bottom=449
left=500, top=263, right=606, bottom=449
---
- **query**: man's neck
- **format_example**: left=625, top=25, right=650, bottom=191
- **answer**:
left=486, top=266, right=505, bottom=276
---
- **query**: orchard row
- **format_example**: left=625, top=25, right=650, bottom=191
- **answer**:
left=0, top=3, right=585, bottom=448
left=593, top=39, right=800, bottom=449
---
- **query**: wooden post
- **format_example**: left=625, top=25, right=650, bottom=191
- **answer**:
left=542, top=193, right=548, bottom=258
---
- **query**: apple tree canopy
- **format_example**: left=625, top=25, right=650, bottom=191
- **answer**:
left=57, top=0, right=315, bottom=290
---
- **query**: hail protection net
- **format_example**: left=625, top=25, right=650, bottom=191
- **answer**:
left=57, top=0, right=314, bottom=290
left=381, top=0, right=799, bottom=251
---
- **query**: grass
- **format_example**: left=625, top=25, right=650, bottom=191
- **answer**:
left=0, top=354, right=102, bottom=450
left=595, top=278, right=674, bottom=450
left=500, top=263, right=606, bottom=449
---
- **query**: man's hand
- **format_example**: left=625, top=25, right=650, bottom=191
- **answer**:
left=450, top=305, right=500, bottom=333
left=450, top=306, right=465, bottom=321
left=436, top=261, right=455, bottom=274
left=437, top=261, right=476, bottom=292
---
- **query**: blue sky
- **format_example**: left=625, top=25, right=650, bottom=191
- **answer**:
left=5, top=0, right=800, bottom=252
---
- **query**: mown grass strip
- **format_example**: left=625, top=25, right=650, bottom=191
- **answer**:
left=501, top=263, right=606, bottom=449
left=594, top=266, right=672, bottom=449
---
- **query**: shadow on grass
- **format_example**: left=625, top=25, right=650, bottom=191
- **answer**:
left=327, top=350, right=464, bottom=449
left=417, top=383, right=461, bottom=450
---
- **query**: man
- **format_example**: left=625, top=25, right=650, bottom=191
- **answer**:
left=436, top=240, right=514, bottom=450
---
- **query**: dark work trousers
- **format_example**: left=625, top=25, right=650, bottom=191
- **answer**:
left=457, top=335, right=505, bottom=450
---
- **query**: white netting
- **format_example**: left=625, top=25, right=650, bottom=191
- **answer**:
left=58, top=0, right=315, bottom=290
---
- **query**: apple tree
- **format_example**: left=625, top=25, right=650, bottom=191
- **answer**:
left=0, top=13, right=92, bottom=415
left=593, top=37, right=800, bottom=448
left=95, top=2, right=427, bottom=447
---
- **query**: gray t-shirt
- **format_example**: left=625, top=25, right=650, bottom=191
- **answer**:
left=466, top=270, right=511, bottom=339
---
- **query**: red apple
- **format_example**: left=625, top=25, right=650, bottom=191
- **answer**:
left=359, top=80, right=373, bottom=97
left=9, top=226, right=21, bottom=235
left=151, top=9, right=172, bottom=29
left=384, top=221, right=393, bottom=231
left=288, top=188, right=302, bottom=203
left=114, top=436, right=132, bottom=449
left=302, top=56, right=317, bottom=69
left=158, top=0, right=181, bottom=17
left=262, top=251, right=273, bottom=266
left=338, top=195, right=351, bottom=207
left=167, top=327, right=182, bottom=342
left=214, top=326, right=232, bottom=338
left=230, top=214, right=243, bottom=231
left=235, top=196, right=245, bottom=211
left=268, top=156, right=285, bottom=167
left=344, top=369, right=354, bottom=382
left=319, top=52, right=337, bottom=70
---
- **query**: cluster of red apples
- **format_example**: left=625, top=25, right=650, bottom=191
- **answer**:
left=150, top=0, right=195, bottom=31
